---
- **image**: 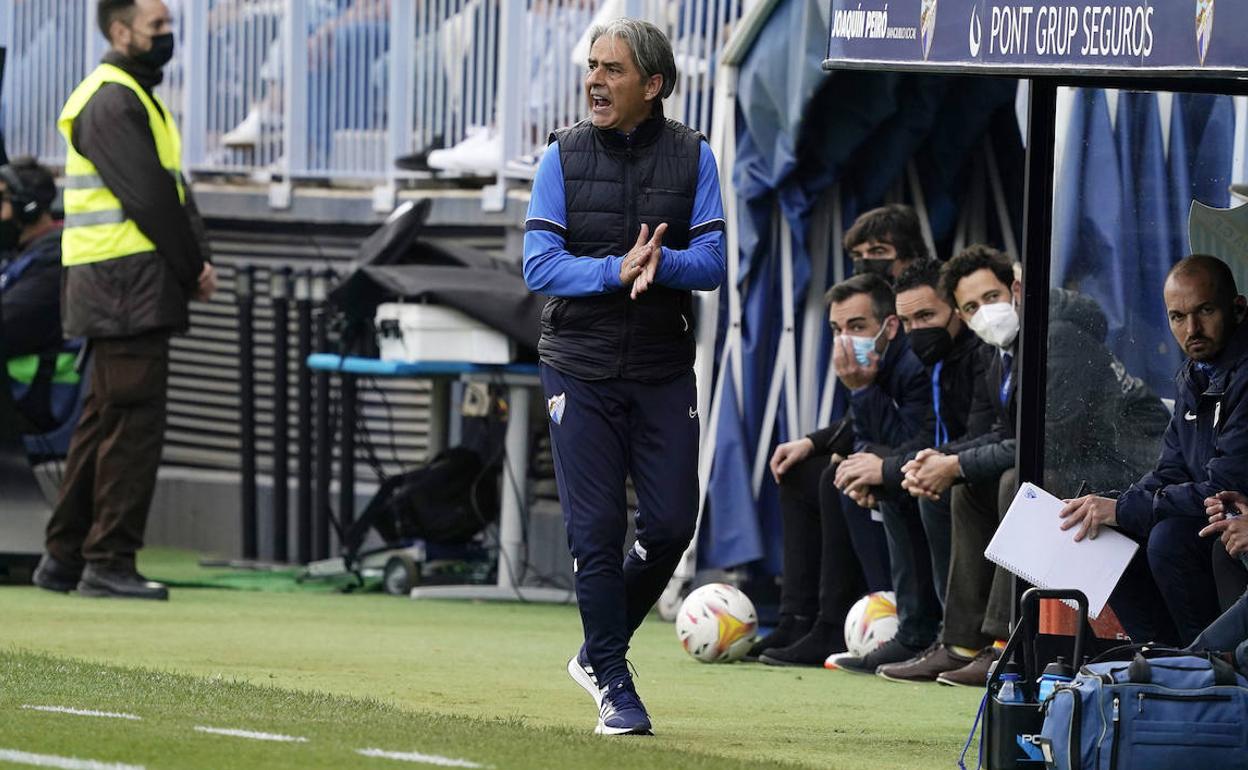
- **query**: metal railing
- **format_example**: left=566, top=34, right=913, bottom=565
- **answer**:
left=1, top=0, right=742, bottom=192
left=0, top=0, right=103, bottom=167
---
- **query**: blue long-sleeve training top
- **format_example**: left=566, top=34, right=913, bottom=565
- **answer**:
left=522, top=140, right=727, bottom=297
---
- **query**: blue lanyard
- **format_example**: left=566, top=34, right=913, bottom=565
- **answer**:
left=931, top=361, right=947, bottom=447
left=1000, top=353, right=1013, bottom=407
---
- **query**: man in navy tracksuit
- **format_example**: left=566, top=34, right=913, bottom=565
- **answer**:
left=523, top=18, right=725, bottom=736
left=1062, top=254, right=1248, bottom=645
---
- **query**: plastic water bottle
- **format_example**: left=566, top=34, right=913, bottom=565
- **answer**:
left=1037, top=657, right=1075, bottom=702
left=997, top=672, right=1024, bottom=703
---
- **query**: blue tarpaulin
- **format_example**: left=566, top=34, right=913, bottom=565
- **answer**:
left=1052, top=89, right=1234, bottom=400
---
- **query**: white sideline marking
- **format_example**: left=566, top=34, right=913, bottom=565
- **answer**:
left=0, top=748, right=144, bottom=770
left=21, top=705, right=142, bottom=721
left=356, top=748, right=488, bottom=768
left=193, top=726, right=308, bottom=743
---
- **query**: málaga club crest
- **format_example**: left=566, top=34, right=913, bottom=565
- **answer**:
left=1196, top=0, right=1214, bottom=65
left=921, top=0, right=938, bottom=60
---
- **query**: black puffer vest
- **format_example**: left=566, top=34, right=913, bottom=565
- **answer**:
left=538, top=113, right=703, bottom=382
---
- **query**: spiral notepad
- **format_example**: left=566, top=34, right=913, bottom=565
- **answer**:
left=984, top=482, right=1139, bottom=619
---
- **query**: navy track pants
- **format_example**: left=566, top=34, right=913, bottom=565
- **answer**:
left=540, top=364, right=699, bottom=690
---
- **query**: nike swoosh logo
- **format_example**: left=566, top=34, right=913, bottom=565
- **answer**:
left=689, top=407, right=698, bottom=419
left=1185, top=411, right=1198, bottom=421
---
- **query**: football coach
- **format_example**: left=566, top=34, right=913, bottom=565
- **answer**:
left=522, top=18, right=726, bottom=737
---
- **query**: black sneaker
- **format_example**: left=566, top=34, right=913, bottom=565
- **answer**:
left=744, top=614, right=813, bottom=662
left=32, top=554, right=83, bottom=593
left=833, top=637, right=926, bottom=675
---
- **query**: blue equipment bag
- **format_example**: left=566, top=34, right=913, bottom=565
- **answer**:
left=1038, top=648, right=1248, bottom=769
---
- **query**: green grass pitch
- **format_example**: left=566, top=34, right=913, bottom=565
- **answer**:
left=0, top=550, right=984, bottom=769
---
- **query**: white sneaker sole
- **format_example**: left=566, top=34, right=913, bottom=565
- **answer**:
left=594, top=721, right=653, bottom=736
left=567, top=655, right=602, bottom=709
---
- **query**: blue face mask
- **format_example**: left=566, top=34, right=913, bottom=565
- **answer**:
left=846, top=323, right=888, bottom=367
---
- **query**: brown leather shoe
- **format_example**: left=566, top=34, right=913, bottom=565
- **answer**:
left=936, top=646, right=1001, bottom=687
left=877, top=644, right=973, bottom=683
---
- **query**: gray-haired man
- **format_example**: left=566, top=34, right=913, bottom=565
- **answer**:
left=523, top=18, right=725, bottom=735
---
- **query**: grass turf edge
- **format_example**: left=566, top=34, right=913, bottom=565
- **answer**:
left=0, top=648, right=809, bottom=770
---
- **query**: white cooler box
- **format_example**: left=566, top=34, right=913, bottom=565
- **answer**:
left=375, top=302, right=514, bottom=364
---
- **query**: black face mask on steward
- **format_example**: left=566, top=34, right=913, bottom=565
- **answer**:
left=132, top=32, right=175, bottom=69
left=908, top=325, right=954, bottom=366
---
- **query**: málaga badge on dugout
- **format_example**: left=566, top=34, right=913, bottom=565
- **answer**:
left=921, top=0, right=938, bottom=60
left=1196, top=0, right=1214, bottom=66
left=548, top=393, right=566, bottom=425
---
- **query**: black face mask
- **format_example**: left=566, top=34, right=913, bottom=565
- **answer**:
left=131, top=32, right=175, bottom=69
left=0, top=217, right=20, bottom=253
left=909, top=325, right=954, bottom=366
left=853, top=258, right=894, bottom=283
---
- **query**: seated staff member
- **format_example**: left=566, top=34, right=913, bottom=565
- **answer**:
left=1189, top=489, right=1248, bottom=673
left=0, top=157, right=72, bottom=434
left=834, top=258, right=995, bottom=681
left=901, top=246, right=1173, bottom=683
left=843, top=204, right=930, bottom=284
left=1203, top=491, right=1248, bottom=612
left=1062, top=255, right=1248, bottom=645
left=1, top=157, right=62, bottom=361
left=757, top=274, right=930, bottom=667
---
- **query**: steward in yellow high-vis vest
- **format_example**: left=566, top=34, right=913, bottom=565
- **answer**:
left=35, top=0, right=216, bottom=603
left=56, top=54, right=210, bottom=339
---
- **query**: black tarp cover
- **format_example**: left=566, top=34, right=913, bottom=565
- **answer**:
left=330, top=264, right=542, bottom=357
left=328, top=201, right=541, bottom=357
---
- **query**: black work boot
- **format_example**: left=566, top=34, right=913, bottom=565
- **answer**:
left=32, top=554, right=83, bottom=593
left=77, top=564, right=169, bottom=601
left=744, top=614, right=814, bottom=662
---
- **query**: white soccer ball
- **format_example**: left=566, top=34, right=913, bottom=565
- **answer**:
left=844, top=591, right=899, bottom=657
left=675, top=583, right=758, bottom=663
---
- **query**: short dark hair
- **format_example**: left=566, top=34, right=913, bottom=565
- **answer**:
left=2, top=156, right=57, bottom=216
left=825, top=273, right=896, bottom=324
left=843, top=204, right=929, bottom=264
left=941, top=245, right=1015, bottom=307
left=98, top=0, right=138, bottom=41
left=1168, top=254, right=1238, bottom=306
left=894, top=258, right=945, bottom=296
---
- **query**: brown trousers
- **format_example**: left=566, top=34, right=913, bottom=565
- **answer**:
left=941, top=469, right=1017, bottom=648
left=45, top=331, right=170, bottom=570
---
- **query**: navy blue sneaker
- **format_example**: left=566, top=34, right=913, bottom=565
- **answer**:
left=595, top=679, right=653, bottom=736
left=566, top=646, right=601, bottom=709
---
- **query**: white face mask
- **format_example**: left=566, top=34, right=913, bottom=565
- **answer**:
left=968, top=301, right=1020, bottom=349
